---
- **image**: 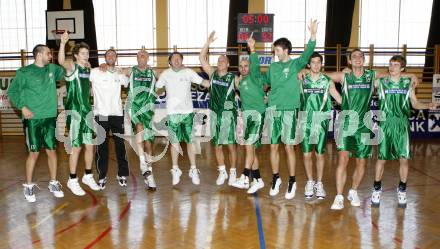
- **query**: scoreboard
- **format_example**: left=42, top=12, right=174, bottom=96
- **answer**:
left=237, top=13, right=274, bottom=43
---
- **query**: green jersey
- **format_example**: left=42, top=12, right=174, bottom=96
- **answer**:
left=341, top=69, right=376, bottom=118
left=378, top=76, right=412, bottom=118
left=300, top=73, right=332, bottom=112
left=65, top=64, right=92, bottom=117
left=209, top=70, right=237, bottom=113
left=239, top=53, right=266, bottom=114
left=8, top=63, right=64, bottom=119
left=129, top=66, right=157, bottom=109
left=266, top=39, right=316, bottom=110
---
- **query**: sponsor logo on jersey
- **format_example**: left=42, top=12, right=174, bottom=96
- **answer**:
left=134, top=77, right=152, bottom=82
left=304, top=88, right=325, bottom=94
left=212, top=79, right=230, bottom=87
left=384, top=89, right=408, bottom=94
left=79, top=73, right=90, bottom=79
left=348, top=84, right=370, bottom=89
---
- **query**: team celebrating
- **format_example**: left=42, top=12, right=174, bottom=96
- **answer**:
left=8, top=20, right=437, bottom=210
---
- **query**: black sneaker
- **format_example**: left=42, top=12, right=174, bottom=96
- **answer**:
left=98, top=177, right=107, bottom=190
left=117, top=175, right=127, bottom=187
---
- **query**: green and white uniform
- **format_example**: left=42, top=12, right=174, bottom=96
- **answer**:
left=265, top=39, right=316, bottom=144
left=377, top=76, right=412, bottom=160
left=156, top=67, right=204, bottom=144
left=65, top=64, right=94, bottom=147
left=7, top=63, right=64, bottom=152
left=239, top=53, right=266, bottom=147
left=209, top=70, right=237, bottom=145
left=300, top=73, right=333, bottom=154
left=128, top=66, right=157, bottom=141
left=336, top=69, right=376, bottom=158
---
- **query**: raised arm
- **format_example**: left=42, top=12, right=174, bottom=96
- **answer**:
left=329, top=80, right=342, bottom=104
left=247, top=36, right=263, bottom=78
left=58, top=31, right=75, bottom=73
left=296, top=20, right=318, bottom=68
left=199, top=31, right=216, bottom=77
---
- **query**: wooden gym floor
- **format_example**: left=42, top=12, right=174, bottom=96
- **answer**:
left=0, top=136, right=439, bottom=249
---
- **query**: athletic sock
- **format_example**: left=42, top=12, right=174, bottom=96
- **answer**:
left=70, top=173, right=77, bottom=179
left=252, top=169, right=261, bottom=179
left=85, top=169, right=92, bottom=175
left=243, top=168, right=251, bottom=177
left=398, top=181, right=407, bottom=191
left=374, top=180, right=382, bottom=191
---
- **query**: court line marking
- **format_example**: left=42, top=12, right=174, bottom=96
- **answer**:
left=83, top=172, right=138, bottom=249
left=30, top=189, right=99, bottom=246
left=31, top=202, right=69, bottom=229
left=253, top=192, right=266, bottom=249
left=361, top=176, right=440, bottom=249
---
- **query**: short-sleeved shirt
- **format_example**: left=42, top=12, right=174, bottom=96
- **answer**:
left=90, top=68, right=129, bottom=116
left=156, top=67, right=204, bottom=115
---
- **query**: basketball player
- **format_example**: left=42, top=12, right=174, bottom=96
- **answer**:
left=299, top=52, right=342, bottom=199
left=199, top=31, right=237, bottom=186
left=58, top=32, right=100, bottom=196
left=265, top=20, right=318, bottom=200
left=127, top=49, right=158, bottom=190
left=325, top=49, right=418, bottom=210
left=370, top=55, right=437, bottom=208
left=156, top=52, right=210, bottom=186
left=90, top=48, right=130, bottom=190
left=8, top=44, right=65, bottom=202
left=231, top=36, right=267, bottom=194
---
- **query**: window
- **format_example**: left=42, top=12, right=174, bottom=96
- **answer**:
left=360, top=0, right=433, bottom=66
left=265, top=0, right=327, bottom=53
left=0, top=0, right=47, bottom=69
left=93, top=0, right=156, bottom=66
left=168, top=0, right=230, bottom=66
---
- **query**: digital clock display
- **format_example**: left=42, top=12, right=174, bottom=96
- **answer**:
left=237, top=13, right=274, bottom=43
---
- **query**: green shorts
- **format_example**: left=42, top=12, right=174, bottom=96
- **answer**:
left=67, top=112, right=94, bottom=148
left=336, top=122, right=373, bottom=158
left=266, top=109, right=298, bottom=145
left=210, top=110, right=237, bottom=146
left=300, top=113, right=330, bottom=154
left=130, top=105, right=155, bottom=142
left=23, top=117, right=57, bottom=152
left=167, top=113, right=194, bottom=144
left=242, top=110, right=265, bottom=148
left=378, top=118, right=411, bottom=160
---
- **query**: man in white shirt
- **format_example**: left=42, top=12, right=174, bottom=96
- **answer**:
left=156, top=51, right=210, bottom=186
left=90, top=48, right=130, bottom=189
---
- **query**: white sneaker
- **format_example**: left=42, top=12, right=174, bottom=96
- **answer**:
left=397, top=189, right=407, bottom=208
left=347, top=189, right=361, bottom=207
left=48, top=180, right=64, bottom=198
left=189, top=168, right=200, bottom=185
left=285, top=181, right=297, bottom=199
left=331, top=195, right=344, bottom=210
left=371, top=189, right=381, bottom=207
left=23, top=183, right=38, bottom=203
left=304, top=180, right=315, bottom=199
left=269, top=177, right=282, bottom=196
left=67, top=178, right=86, bottom=196
left=216, top=168, right=228, bottom=185
left=314, top=182, right=326, bottom=199
left=228, top=169, right=237, bottom=186
left=232, top=174, right=250, bottom=189
left=247, top=178, right=264, bottom=194
left=170, top=167, right=182, bottom=186
left=82, top=174, right=100, bottom=191
left=139, top=160, right=149, bottom=174
left=143, top=168, right=157, bottom=191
